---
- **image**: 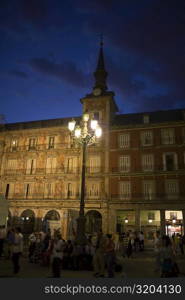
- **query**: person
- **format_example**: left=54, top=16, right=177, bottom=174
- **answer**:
left=105, top=234, right=115, bottom=278
left=0, top=225, right=6, bottom=258
left=159, top=235, right=179, bottom=277
left=50, top=233, right=65, bottom=277
left=28, top=232, right=36, bottom=263
left=11, top=227, right=23, bottom=274
left=153, top=231, right=161, bottom=272
left=178, top=234, right=184, bottom=255
left=115, top=236, right=127, bottom=277
left=93, top=230, right=107, bottom=277
left=122, top=232, right=129, bottom=257
left=139, top=231, right=144, bottom=251
left=6, top=228, right=15, bottom=259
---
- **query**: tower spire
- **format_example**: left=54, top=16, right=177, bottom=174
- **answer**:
left=93, top=34, right=108, bottom=93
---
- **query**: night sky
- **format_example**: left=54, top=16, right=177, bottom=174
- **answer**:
left=0, top=0, right=185, bottom=124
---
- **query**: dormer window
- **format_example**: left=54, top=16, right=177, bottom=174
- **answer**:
left=143, top=115, right=149, bottom=124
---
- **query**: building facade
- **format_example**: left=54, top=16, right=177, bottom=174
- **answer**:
left=0, top=43, right=185, bottom=241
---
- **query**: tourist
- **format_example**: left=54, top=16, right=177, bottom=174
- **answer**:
left=93, top=229, right=107, bottom=277
left=159, top=235, right=179, bottom=277
left=105, top=234, right=115, bottom=278
left=11, top=227, right=23, bottom=274
left=50, top=233, right=65, bottom=277
left=0, top=225, right=6, bottom=258
left=139, top=231, right=144, bottom=251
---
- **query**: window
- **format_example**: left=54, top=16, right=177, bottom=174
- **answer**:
left=119, top=181, right=131, bottom=199
left=89, top=156, right=101, bottom=173
left=6, top=159, right=17, bottom=174
left=48, top=137, right=55, bottom=149
left=45, top=183, right=55, bottom=197
left=26, top=159, right=36, bottom=174
left=28, top=138, right=36, bottom=150
left=143, top=115, right=149, bottom=124
left=67, top=183, right=75, bottom=198
left=119, top=155, right=130, bottom=172
left=141, top=131, right=153, bottom=146
left=161, top=128, right=175, bottom=145
left=46, top=157, right=57, bottom=174
left=66, top=157, right=78, bottom=173
left=163, top=153, right=177, bottom=171
left=165, top=180, right=179, bottom=199
left=142, top=154, right=154, bottom=171
left=143, top=181, right=155, bottom=200
left=148, top=212, right=155, bottom=221
left=87, top=182, right=99, bottom=198
left=119, top=133, right=130, bottom=148
left=11, top=139, right=18, bottom=151
left=170, top=212, right=177, bottom=219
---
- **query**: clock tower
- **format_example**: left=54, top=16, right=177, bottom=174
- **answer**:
left=80, top=38, right=118, bottom=125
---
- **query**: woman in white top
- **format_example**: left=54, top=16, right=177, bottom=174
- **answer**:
left=50, top=233, right=65, bottom=277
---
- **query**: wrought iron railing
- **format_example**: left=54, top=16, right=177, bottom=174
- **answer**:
left=3, top=166, right=104, bottom=175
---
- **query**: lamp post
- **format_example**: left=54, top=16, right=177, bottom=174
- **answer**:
left=68, top=113, right=102, bottom=245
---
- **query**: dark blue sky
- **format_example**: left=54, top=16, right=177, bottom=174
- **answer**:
left=0, top=0, right=185, bottom=123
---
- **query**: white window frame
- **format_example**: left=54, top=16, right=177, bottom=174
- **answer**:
left=119, top=155, right=130, bottom=172
left=141, top=131, right=153, bottom=146
left=142, top=154, right=154, bottom=172
left=143, top=181, right=155, bottom=200
left=46, top=157, right=57, bottom=174
left=87, top=182, right=100, bottom=199
left=161, top=128, right=175, bottom=145
left=89, top=156, right=101, bottom=173
left=119, top=181, right=131, bottom=200
left=165, top=180, right=179, bottom=199
left=119, top=133, right=130, bottom=148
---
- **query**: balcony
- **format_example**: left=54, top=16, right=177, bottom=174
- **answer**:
left=3, top=166, right=104, bottom=176
left=5, top=142, right=80, bottom=152
left=111, top=165, right=185, bottom=174
left=110, top=193, right=184, bottom=203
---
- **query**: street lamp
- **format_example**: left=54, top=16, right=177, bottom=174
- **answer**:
left=68, top=113, right=102, bottom=245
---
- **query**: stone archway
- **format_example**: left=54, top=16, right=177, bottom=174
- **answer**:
left=85, top=210, right=102, bottom=234
left=43, top=210, right=61, bottom=235
left=20, top=209, right=35, bottom=234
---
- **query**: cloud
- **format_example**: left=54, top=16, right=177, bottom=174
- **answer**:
left=28, top=57, right=91, bottom=88
left=8, top=70, right=29, bottom=79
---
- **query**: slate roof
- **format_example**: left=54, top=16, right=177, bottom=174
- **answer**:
left=112, top=109, right=185, bottom=127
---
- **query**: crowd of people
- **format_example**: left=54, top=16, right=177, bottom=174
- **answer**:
left=0, top=225, right=185, bottom=278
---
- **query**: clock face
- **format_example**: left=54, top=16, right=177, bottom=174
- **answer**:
left=93, top=88, right=101, bottom=96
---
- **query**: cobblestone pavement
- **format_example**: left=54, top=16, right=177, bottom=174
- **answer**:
left=0, top=251, right=185, bottom=278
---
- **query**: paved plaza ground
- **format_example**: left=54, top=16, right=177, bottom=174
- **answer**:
left=0, top=251, right=185, bottom=278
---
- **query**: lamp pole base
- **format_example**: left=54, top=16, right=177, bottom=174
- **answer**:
left=75, top=215, right=87, bottom=245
